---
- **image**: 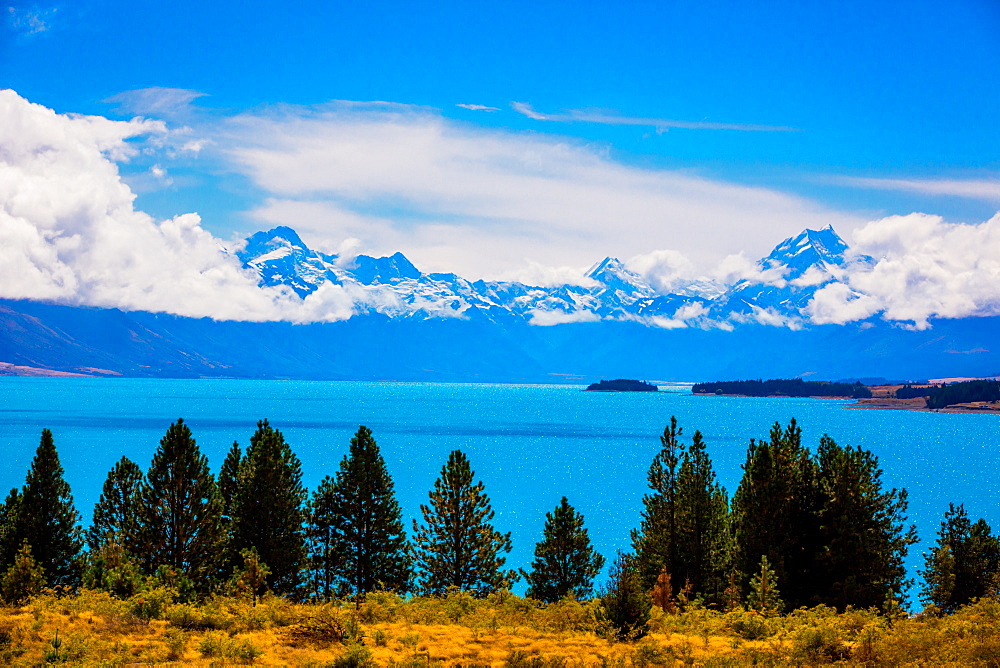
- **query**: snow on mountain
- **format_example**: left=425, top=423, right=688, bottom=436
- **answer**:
left=236, top=225, right=858, bottom=327
left=707, top=225, right=858, bottom=325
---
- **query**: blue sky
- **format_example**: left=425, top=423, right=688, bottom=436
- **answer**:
left=1, top=0, right=999, bottom=285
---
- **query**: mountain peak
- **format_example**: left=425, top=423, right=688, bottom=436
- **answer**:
left=766, top=226, right=848, bottom=275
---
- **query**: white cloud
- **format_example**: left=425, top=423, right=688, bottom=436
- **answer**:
left=0, top=89, right=354, bottom=323
left=806, top=213, right=1000, bottom=327
left=511, top=102, right=798, bottom=132
left=711, top=253, right=788, bottom=287
left=833, top=175, right=1000, bottom=203
left=626, top=249, right=697, bottom=293
left=456, top=104, right=500, bottom=112
left=104, top=87, right=208, bottom=118
left=224, top=101, right=859, bottom=281
left=528, top=308, right=601, bottom=326
left=501, top=261, right=598, bottom=288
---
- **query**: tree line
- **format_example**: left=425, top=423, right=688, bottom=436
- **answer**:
left=0, top=417, right=994, bottom=626
left=692, top=378, right=872, bottom=399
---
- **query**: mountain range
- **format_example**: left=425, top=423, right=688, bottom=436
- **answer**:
left=235, top=224, right=853, bottom=327
left=0, top=225, right=996, bottom=382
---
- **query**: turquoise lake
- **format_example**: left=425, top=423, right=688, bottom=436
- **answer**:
left=1, top=377, right=998, bottom=601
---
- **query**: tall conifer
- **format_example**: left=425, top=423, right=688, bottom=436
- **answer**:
left=11, top=429, right=82, bottom=586
left=88, top=457, right=144, bottom=552
left=412, top=450, right=515, bottom=595
left=136, top=419, right=223, bottom=589
left=730, top=419, right=820, bottom=609
left=632, top=417, right=684, bottom=588
left=921, top=504, right=1000, bottom=612
left=814, top=436, right=916, bottom=610
left=230, top=419, right=307, bottom=595
left=675, top=430, right=730, bottom=603
left=309, top=426, right=410, bottom=597
left=522, top=496, right=604, bottom=602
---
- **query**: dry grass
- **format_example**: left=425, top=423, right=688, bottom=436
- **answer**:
left=3, top=588, right=1000, bottom=666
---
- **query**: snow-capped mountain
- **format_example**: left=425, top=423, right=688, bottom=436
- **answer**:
left=235, top=225, right=857, bottom=327
left=707, top=225, right=858, bottom=325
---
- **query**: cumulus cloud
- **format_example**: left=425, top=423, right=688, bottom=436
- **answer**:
left=511, top=102, right=798, bottom=132
left=807, top=213, right=1000, bottom=328
left=0, top=89, right=354, bottom=323
left=224, top=100, right=858, bottom=281
left=626, top=249, right=698, bottom=293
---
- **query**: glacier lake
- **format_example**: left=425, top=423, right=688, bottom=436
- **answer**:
left=1, top=376, right=998, bottom=601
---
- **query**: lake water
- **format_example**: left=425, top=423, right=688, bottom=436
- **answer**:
left=1, top=377, right=998, bottom=602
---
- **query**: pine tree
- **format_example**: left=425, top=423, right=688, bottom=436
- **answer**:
left=633, top=420, right=730, bottom=604
left=1, top=541, right=45, bottom=604
left=412, top=450, right=515, bottom=595
left=522, top=496, right=605, bottom=602
left=922, top=544, right=956, bottom=611
left=218, top=441, right=242, bottom=515
left=10, top=429, right=82, bottom=586
left=81, top=538, right=143, bottom=598
left=597, top=552, right=650, bottom=640
left=730, top=419, right=820, bottom=609
left=87, top=457, right=144, bottom=553
left=308, top=476, right=339, bottom=599
left=675, top=430, right=730, bottom=604
left=632, top=417, right=684, bottom=589
left=920, top=504, right=1000, bottom=612
left=230, top=419, right=307, bottom=595
left=813, top=436, right=916, bottom=610
left=747, top=554, right=783, bottom=615
left=0, top=488, right=20, bottom=573
left=136, top=419, right=224, bottom=589
left=309, top=426, right=411, bottom=597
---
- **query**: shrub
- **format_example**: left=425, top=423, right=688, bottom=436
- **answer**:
left=331, top=642, right=375, bottom=668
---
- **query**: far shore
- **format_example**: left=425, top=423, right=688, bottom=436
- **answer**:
left=847, top=384, right=1000, bottom=414
left=692, top=384, right=1000, bottom=415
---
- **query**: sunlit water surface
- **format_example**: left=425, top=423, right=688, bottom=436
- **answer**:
left=1, top=377, right=998, bottom=602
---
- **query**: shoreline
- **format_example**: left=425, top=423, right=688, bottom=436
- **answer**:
left=692, top=385, right=1000, bottom=415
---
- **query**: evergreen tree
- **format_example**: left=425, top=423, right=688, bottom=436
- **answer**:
left=0, top=488, right=20, bottom=573
left=633, top=420, right=730, bottom=604
left=10, top=429, right=82, bottom=586
left=597, top=552, right=650, bottom=640
left=632, top=417, right=684, bottom=589
left=136, top=419, right=224, bottom=589
left=1, top=542, right=45, bottom=604
left=813, top=436, right=917, bottom=610
left=87, top=457, right=143, bottom=553
left=522, top=496, right=605, bottom=602
left=920, top=504, right=1000, bottom=612
left=675, top=430, right=730, bottom=604
left=412, top=450, right=515, bottom=595
left=922, top=544, right=956, bottom=611
left=310, top=426, right=411, bottom=597
left=747, top=554, right=783, bottom=615
left=218, top=441, right=242, bottom=515
left=730, top=419, right=820, bottom=609
left=230, top=419, right=307, bottom=595
left=82, top=538, right=143, bottom=598
left=308, top=476, right=339, bottom=599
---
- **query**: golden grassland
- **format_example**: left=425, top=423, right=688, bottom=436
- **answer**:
left=3, top=588, right=1000, bottom=666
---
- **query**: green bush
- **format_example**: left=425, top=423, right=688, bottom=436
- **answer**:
left=331, top=642, right=375, bottom=668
